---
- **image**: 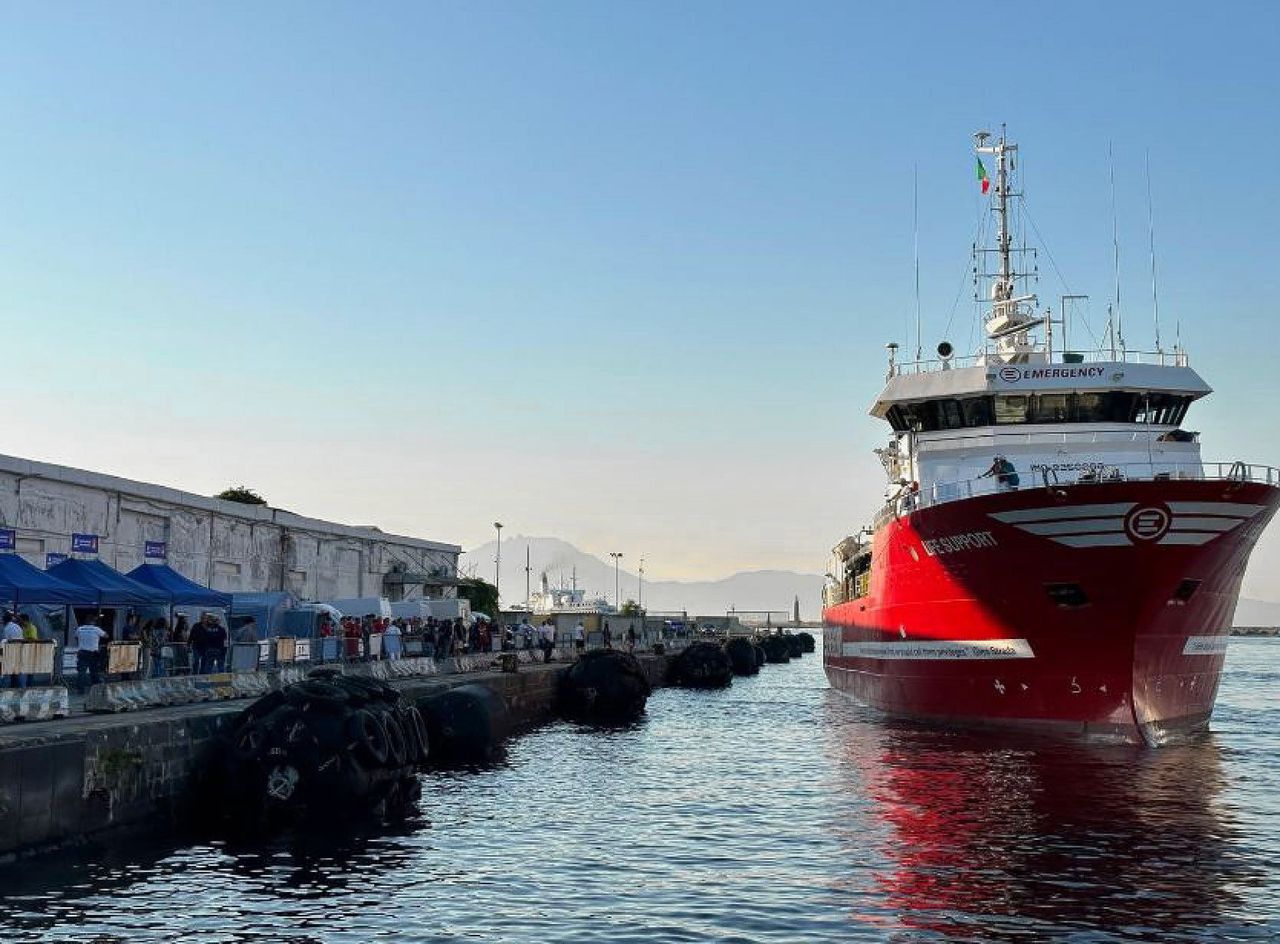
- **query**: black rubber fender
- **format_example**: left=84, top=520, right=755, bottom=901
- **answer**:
left=381, top=711, right=409, bottom=767
left=233, top=721, right=269, bottom=761
left=399, top=705, right=429, bottom=764
left=671, top=641, right=734, bottom=689
left=285, top=679, right=350, bottom=709
left=558, top=649, right=651, bottom=723
left=234, top=689, right=287, bottom=729
left=725, top=637, right=760, bottom=677
left=347, top=708, right=390, bottom=766
left=417, top=683, right=509, bottom=765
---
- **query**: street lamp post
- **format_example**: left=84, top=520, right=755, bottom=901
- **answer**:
left=609, top=552, right=623, bottom=610
left=494, top=522, right=503, bottom=607
left=638, top=556, right=645, bottom=610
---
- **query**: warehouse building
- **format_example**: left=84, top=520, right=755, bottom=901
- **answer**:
left=0, top=453, right=460, bottom=602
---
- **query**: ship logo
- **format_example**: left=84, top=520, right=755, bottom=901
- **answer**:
left=1124, top=505, right=1171, bottom=542
left=988, top=501, right=1265, bottom=548
left=998, top=366, right=1021, bottom=382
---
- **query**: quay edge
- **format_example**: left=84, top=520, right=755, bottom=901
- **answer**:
left=0, top=653, right=674, bottom=863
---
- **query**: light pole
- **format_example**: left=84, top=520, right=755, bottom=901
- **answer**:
left=494, top=522, right=503, bottom=606
left=609, top=552, right=623, bottom=610
left=638, top=556, right=645, bottom=610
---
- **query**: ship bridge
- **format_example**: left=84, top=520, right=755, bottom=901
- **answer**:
left=869, top=351, right=1221, bottom=510
left=862, top=125, right=1240, bottom=511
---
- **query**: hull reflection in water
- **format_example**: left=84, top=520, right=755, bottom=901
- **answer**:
left=829, top=714, right=1254, bottom=940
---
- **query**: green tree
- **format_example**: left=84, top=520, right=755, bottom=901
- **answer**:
left=215, top=485, right=267, bottom=505
left=458, top=577, right=500, bottom=619
left=619, top=599, right=642, bottom=616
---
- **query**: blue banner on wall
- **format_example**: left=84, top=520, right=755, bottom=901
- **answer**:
left=0, top=529, right=14, bottom=551
left=71, top=533, right=99, bottom=554
left=144, top=541, right=167, bottom=560
left=45, top=553, right=69, bottom=568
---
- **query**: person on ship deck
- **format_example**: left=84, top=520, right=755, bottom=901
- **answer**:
left=979, top=455, right=1020, bottom=491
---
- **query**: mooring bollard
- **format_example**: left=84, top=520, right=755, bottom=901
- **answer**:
left=499, top=652, right=519, bottom=673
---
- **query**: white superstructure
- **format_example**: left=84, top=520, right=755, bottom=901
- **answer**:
left=863, top=128, right=1273, bottom=523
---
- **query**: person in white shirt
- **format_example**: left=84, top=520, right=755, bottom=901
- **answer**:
left=2, top=612, right=25, bottom=689
left=573, top=621, right=586, bottom=654
left=75, top=618, right=109, bottom=693
left=383, top=620, right=403, bottom=661
left=539, top=620, right=555, bottom=663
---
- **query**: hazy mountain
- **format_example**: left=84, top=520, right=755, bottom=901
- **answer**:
left=460, top=535, right=822, bottom=619
left=1234, top=597, right=1280, bottom=627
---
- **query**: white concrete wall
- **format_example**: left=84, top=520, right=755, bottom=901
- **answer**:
left=0, top=454, right=460, bottom=601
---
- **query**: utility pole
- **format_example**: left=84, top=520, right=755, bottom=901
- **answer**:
left=524, top=545, right=531, bottom=607
left=609, top=552, right=623, bottom=610
left=638, top=555, right=645, bottom=610
left=493, top=522, right=503, bottom=606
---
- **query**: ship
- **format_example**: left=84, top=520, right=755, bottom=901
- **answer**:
left=527, top=569, right=614, bottom=615
left=821, top=128, right=1280, bottom=745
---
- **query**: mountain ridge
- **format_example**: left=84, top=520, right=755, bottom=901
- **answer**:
left=460, top=535, right=823, bottom=618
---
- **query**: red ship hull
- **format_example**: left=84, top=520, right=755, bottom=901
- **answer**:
left=822, top=479, right=1279, bottom=745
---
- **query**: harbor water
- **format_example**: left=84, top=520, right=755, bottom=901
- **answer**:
left=2, top=640, right=1278, bottom=943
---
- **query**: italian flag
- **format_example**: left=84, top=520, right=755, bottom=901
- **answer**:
left=977, top=157, right=990, bottom=194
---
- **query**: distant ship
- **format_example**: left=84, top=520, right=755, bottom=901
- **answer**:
left=526, top=569, right=614, bottom=615
left=822, top=128, right=1279, bottom=745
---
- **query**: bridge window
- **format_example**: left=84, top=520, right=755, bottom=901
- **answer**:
left=994, top=395, right=1029, bottom=424
left=930, top=399, right=964, bottom=430
left=961, top=397, right=994, bottom=427
left=1029, top=393, right=1070, bottom=423
left=886, top=391, right=1193, bottom=432
left=1136, top=393, right=1191, bottom=425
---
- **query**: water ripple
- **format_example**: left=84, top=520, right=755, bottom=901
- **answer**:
left=1, top=641, right=1278, bottom=942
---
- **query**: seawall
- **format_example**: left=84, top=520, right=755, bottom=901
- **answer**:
left=0, top=653, right=673, bottom=862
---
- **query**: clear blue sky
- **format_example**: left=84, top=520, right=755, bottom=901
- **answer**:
left=2, top=1, right=1278, bottom=594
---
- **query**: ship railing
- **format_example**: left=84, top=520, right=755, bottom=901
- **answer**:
left=875, top=460, right=1280, bottom=524
left=917, top=428, right=1202, bottom=452
left=1103, top=349, right=1192, bottom=367
left=890, top=353, right=987, bottom=375
left=889, top=347, right=1190, bottom=377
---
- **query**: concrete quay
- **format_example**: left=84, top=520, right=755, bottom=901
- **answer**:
left=0, top=650, right=674, bottom=863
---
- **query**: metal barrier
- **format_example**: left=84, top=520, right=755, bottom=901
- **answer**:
left=273, top=636, right=303, bottom=664
left=229, top=643, right=262, bottom=673
left=0, top=640, right=58, bottom=681
left=106, top=641, right=142, bottom=676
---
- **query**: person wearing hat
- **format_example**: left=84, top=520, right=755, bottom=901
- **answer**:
left=979, top=455, right=1020, bottom=491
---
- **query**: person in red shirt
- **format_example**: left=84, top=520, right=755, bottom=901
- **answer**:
left=343, top=618, right=361, bottom=660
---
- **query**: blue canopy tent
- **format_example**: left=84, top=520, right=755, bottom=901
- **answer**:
left=0, top=554, right=96, bottom=605
left=126, top=564, right=232, bottom=609
left=46, top=558, right=171, bottom=607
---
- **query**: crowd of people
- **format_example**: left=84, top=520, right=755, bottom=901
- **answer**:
left=2, top=604, right=664, bottom=694
left=317, top=614, right=502, bottom=661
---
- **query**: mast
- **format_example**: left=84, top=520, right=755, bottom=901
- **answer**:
left=995, top=129, right=1013, bottom=293
left=974, top=126, right=1040, bottom=364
